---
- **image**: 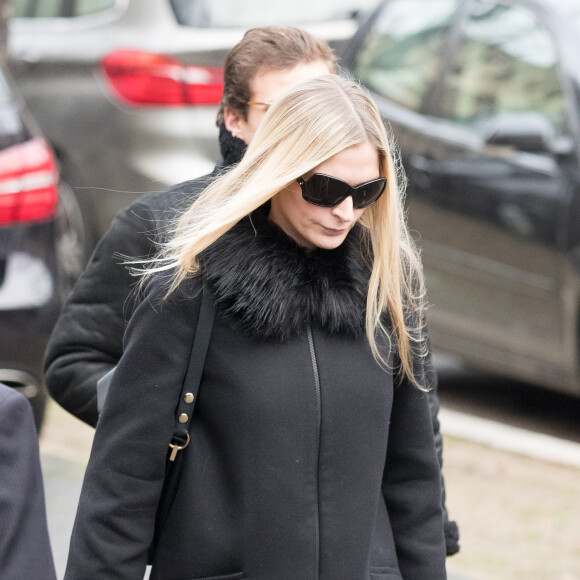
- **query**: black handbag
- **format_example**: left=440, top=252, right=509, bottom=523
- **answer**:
left=96, top=287, right=216, bottom=564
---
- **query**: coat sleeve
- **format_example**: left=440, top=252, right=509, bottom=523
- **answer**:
left=0, top=385, right=57, bottom=580
left=382, top=330, right=447, bottom=579
left=424, top=333, right=460, bottom=556
left=44, top=179, right=208, bottom=428
left=44, top=197, right=163, bottom=427
left=64, top=277, right=202, bottom=579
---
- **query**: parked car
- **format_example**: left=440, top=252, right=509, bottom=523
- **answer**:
left=7, top=0, right=376, bottom=251
left=0, top=59, right=84, bottom=429
left=342, top=0, right=580, bottom=397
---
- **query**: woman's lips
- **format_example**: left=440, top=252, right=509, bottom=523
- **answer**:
left=321, top=225, right=348, bottom=236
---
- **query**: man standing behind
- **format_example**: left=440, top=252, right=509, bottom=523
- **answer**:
left=44, top=26, right=334, bottom=427
left=44, top=25, right=459, bottom=556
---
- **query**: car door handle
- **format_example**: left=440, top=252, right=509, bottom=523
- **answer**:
left=408, top=154, right=440, bottom=188
left=9, top=54, right=41, bottom=72
left=408, top=154, right=440, bottom=173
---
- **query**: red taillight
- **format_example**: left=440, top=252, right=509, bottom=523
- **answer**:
left=0, top=137, right=59, bottom=226
left=102, top=50, right=224, bottom=106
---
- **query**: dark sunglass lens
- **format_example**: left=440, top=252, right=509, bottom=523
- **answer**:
left=303, top=174, right=351, bottom=207
left=352, top=179, right=386, bottom=209
left=300, top=174, right=386, bottom=208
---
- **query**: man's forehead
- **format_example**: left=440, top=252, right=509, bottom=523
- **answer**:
left=249, top=60, right=333, bottom=102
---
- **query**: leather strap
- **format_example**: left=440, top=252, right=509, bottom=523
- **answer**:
left=170, top=285, right=215, bottom=450
left=150, top=285, right=215, bottom=563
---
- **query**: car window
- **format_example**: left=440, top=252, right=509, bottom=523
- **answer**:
left=170, top=0, right=378, bottom=27
left=13, top=0, right=62, bottom=17
left=0, top=71, right=29, bottom=150
left=350, top=0, right=459, bottom=113
left=75, top=0, right=115, bottom=16
left=441, top=0, right=567, bottom=136
left=12, top=0, right=115, bottom=17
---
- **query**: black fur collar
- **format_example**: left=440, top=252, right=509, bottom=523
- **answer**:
left=202, top=207, right=371, bottom=341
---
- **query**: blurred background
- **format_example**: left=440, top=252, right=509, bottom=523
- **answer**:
left=0, top=0, right=579, bottom=578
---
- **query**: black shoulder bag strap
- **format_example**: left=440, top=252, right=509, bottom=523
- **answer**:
left=149, top=285, right=215, bottom=562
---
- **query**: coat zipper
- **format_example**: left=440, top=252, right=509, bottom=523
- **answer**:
left=306, top=325, right=321, bottom=580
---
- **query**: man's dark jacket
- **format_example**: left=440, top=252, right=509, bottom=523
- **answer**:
left=44, top=128, right=458, bottom=555
left=44, top=172, right=213, bottom=424
left=0, top=384, right=57, bottom=580
left=44, top=127, right=246, bottom=426
left=65, top=210, right=447, bottom=579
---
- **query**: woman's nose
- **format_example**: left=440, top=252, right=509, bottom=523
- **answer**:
left=331, top=195, right=355, bottom=221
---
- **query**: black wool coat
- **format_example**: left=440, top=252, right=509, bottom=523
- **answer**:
left=65, top=209, right=447, bottom=580
left=0, top=384, right=57, bottom=580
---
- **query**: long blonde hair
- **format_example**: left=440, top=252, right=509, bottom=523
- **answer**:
left=144, top=75, right=425, bottom=385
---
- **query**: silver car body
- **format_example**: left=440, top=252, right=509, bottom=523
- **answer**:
left=8, top=0, right=374, bottom=247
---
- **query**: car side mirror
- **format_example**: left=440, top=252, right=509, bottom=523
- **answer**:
left=483, top=112, right=557, bottom=154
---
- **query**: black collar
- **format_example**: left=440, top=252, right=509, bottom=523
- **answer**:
left=202, top=207, right=371, bottom=341
left=217, top=124, right=247, bottom=170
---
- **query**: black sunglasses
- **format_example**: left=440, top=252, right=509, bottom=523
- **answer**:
left=296, top=173, right=387, bottom=209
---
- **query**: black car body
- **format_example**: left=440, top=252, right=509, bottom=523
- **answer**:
left=342, top=0, right=580, bottom=396
left=0, top=63, right=81, bottom=429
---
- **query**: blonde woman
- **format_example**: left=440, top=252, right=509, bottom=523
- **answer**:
left=65, top=76, right=447, bottom=580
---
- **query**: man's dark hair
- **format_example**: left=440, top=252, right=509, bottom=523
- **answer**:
left=216, top=26, right=337, bottom=126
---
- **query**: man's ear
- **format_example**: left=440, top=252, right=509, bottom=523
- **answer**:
left=224, top=107, right=244, bottom=138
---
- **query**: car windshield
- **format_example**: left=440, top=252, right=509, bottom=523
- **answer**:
left=170, top=0, right=377, bottom=27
